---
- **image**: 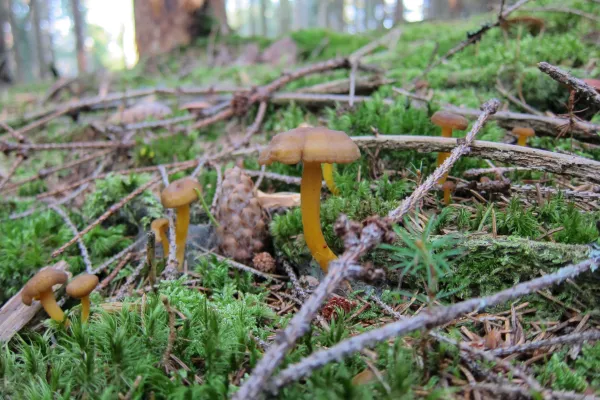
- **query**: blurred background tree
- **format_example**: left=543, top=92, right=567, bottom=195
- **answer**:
left=0, top=0, right=497, bottom=85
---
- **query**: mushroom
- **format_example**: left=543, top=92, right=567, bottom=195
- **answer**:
left=259, top=126, right=360, bottom=271
left=161, top=177, right=202, bottom=270
left=297, top=123, right=340, bottom=196
left=441, top=181, right=455, bottom=205
left=66, top=274, right=99, bottom=323
left=431, top=111, right=468, bottom=183
left=151, top=218, right=170, bottom=257
left=22, top=268, right=68, bottom=322
left=512, top=127, right=535, bottom=146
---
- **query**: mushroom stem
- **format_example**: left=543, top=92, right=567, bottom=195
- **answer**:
left=517, top=134, right=528, bottom=146
left=437, top=126, right=453, bottom=184
left=301, top=162, right=337, bottom=272
left=174, top=204, right=191, bottom=270
left=39, top=290, right=66, bottom=322
left=322, top=163, right=340, bottom=196
left=158, top=230, right=169, bottom=258
left=80, top=296, right=90, bottom=323
left=444, top=189, right=452, bottom=205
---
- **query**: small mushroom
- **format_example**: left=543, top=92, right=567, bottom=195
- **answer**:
left=161, top=177, right=202, bottom=270
left=22, top=268, right=68, bottom=322
left=151, top=218, right=170, bottom=257
left=180, top=100, right=212, bottom=116
left=66, top=274, right=99, bottom=323
left=431, top=111, right=468, bottom=183
left=512, top=127, right=535, bottom=147
left=259, top=126, right=360, bottom=271
left=441, top=181, right=455, bottom=205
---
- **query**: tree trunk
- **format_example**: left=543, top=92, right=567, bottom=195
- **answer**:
left=279, top=0, right=290, bottom=35
left=30, top=0, right=46, bottom=79
left=208, top=0, right=230, bottom=34
left=331, top=0, right=344, bottom=31
left=394, top=0, right=404, bottom=23
left=249, top=0, right=256, bottom=35
left=317, top=0, right=328, bottom=28
left=70, top=0, right=87, bottom=74
left=259, top=0, right=267, bottom=36
left=7, top=0, right=22, bottom=81
left=0, top=0, right=10, bottom=82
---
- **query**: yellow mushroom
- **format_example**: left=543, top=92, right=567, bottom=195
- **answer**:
left=66, top=274, right=99, bottom=323
left=297, top=123, right=340, bottom=196
left=22, top=268, right=68, bottom=323
left=512, top=127, right=535, bottom=147
left=161, top=177, right=202, bottom=270
left=151, top=218, right=170, bottom=257
left=431, top=111, right=468, bottom=184
left=259, top=126, right=360, bottom=272
left=441, top=181, right=455, bottom=206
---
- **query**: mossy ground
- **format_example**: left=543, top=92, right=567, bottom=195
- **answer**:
left=1, top=1, right=599, bottom=398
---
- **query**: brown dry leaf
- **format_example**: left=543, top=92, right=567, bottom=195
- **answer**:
left=108, top=101, right=172, bottom=124
left=352, top=368, right=376, bottom=386
left=257, top=190, right=301, bottom=209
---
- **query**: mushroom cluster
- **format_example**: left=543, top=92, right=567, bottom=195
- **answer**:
left=22, top=268, right=99, bottom=324
left=259, top=126, right=360, bottom=272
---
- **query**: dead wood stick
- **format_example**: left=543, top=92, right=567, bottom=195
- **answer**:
left=0, top=139, right=134, bottom=153
left=526, top=7, right=600, bottom=23
left=538, top=62, right=600, bottom=107
left=0, top=155, right=25, bottom=191
left=269, top=255, right=599, bottom=391
left=352, top=135, right=600, bottom=184
left=49, top=205, right=93, bottom=273
left=233, top=99, right=500, bottom=400
left=490, top=330, right=600, bottom=357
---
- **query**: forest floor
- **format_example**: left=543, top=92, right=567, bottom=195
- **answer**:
left=0, top=1, right=600, bottom=399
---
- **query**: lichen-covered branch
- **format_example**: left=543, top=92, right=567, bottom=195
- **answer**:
left=538, top=62, right=600, bottom=107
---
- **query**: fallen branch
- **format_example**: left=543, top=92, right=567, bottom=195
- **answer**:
left=490, top=330, right=600, bottom=357
left=49, top=205, right=93, bottom=274
left=352, top=135, right=600, bottom=184
left=0, top=139, right=134, bottom=153
left=538, top=62, right=600, bottom=107
left=526, top=7, right=600, bottom=23
left=269, top=256, right=599, bottom=391
left=233, top=99, right=500, bottom=400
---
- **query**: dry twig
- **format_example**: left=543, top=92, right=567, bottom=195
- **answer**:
left=49, top=205, right=93, bottom=273
left=538, top=62, right=600, bottom=107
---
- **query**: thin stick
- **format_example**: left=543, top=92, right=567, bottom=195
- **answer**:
left=490, top=330, right=600, bottom=357
left=538, top=62, right=600, bottom=107
left=161, top=296, right=177, bottom=368
left=97, top=253, right=133, bottom=292
left=49, top=205, right=93, bottom=273
left=92, top=236, right=144, bottom=275
left=0, top=155, right=25, bottom=191
left=209, top=163, right=223, bottom=213
left=114, top=255, right=147, bottom=301
left=270, top=256, right=598, bottom=390
left=1, top=139, right=134, bottom=153
left=352, top=135, right=600, bottom=184
left=51, top=176, right=162, bottom=257
left=526, top=7, right=600, bottom=23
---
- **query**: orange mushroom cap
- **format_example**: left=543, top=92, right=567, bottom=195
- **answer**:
left=441, top=181, right=456, bottom=191
left=161, top=177, right=202, bottom=209
left=431, top=111, right=469, bottom=131
left=22, top=269, right=68, bottom=306
left=151, top=218, right=169, bottom=238
left=66, top=274, right=99, bottom=299
left=512, top=127, right=535, bottom=137
left=583, top=79, right=600, bottom=93
left=258, top=127, right=360, bottom=166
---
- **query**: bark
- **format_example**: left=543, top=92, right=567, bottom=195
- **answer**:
left=70, top=0, right=87, bottom=74
left=30, top=0, right=46, bottom=79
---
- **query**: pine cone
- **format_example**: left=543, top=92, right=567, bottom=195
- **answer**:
left=252, top=252, right=276, bottom=274
left=321, top=297, right=355, bottom=321
left=216, top=167, right=267, bottom=262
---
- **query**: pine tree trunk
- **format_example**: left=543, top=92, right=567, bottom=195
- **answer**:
left=394, top=0, right=404, bottom=23
left=331, top=0, right=344, bottom=31
left=0, top=0, right=10, bottom=82
left=208, top=0, right=230, bottom=34
left=259, top=0, right=267, bottom=36
left=249, top=0, right=257, bottom=35
left=279, top=0, right=290, bottom=35
left=7, top=0, right=22, bottom=81
left=70, top=0, right=87, bottom=74
left=30, top=0, right=46, bottom=79
left=317, top=0, right=328, bottom=28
